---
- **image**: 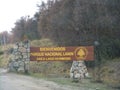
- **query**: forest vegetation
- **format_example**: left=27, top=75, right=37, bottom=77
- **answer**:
left=0, top=0, right=120, bottom=88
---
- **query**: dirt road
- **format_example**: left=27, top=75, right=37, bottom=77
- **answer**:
left=0, top=69, right=78, bottom=90
left=0, top=69, right=115, bottom=90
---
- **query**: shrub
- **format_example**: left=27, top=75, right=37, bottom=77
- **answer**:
left=0, top=51, right=4, bottom=55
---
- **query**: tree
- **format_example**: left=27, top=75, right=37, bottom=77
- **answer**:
left=0, top=31, right=9, bottom=45
left=37, top=0, right=120, bottom=59
left=11, top=15, right=40, bottom=42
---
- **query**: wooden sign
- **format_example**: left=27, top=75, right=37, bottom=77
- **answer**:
left=30, top=46, right=94, bottom=61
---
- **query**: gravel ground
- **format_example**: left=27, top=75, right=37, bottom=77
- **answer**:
left=0, top=69, right=81, bottom=90
left=0, top=69, right=116, bottom=90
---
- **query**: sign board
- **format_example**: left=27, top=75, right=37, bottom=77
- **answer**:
left=30, top=46, right=94, bottom=61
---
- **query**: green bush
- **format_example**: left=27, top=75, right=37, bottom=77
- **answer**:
left=100, top=59, right=120, bottom=87
left=100, top=38, right=120, bottom=59
left=0, top=51, right=4, bottom=55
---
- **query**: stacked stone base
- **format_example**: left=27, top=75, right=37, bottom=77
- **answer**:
left=8, top=41, right=30, bottom=73
left=70, top=61, right=89, bottom=82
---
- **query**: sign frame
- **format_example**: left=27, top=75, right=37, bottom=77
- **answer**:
left=30, top=46, right=94, bottom=61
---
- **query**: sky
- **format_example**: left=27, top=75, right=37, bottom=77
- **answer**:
left=0, top=0, right=47, bottom=33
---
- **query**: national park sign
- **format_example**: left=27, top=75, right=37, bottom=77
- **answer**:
left=30, top=46, right=94, bottom=61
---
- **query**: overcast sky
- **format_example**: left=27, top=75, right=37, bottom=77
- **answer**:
left=0, top=0, right=47, bottom=32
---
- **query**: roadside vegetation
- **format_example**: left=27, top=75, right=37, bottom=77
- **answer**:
left=29, top=73, right=114, bottom=90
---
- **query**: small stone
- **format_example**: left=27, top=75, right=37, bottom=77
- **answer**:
left=19, top=47, right=27, bottom=52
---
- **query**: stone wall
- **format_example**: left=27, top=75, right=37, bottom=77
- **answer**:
left=8, top=40, right=30, bottom=73
left=70, top=61, right=89, bottom=81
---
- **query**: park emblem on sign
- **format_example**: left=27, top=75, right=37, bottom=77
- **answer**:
left=30, top=46, right=94, bottom=61
left=75, top=47, right=88, bottom=60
